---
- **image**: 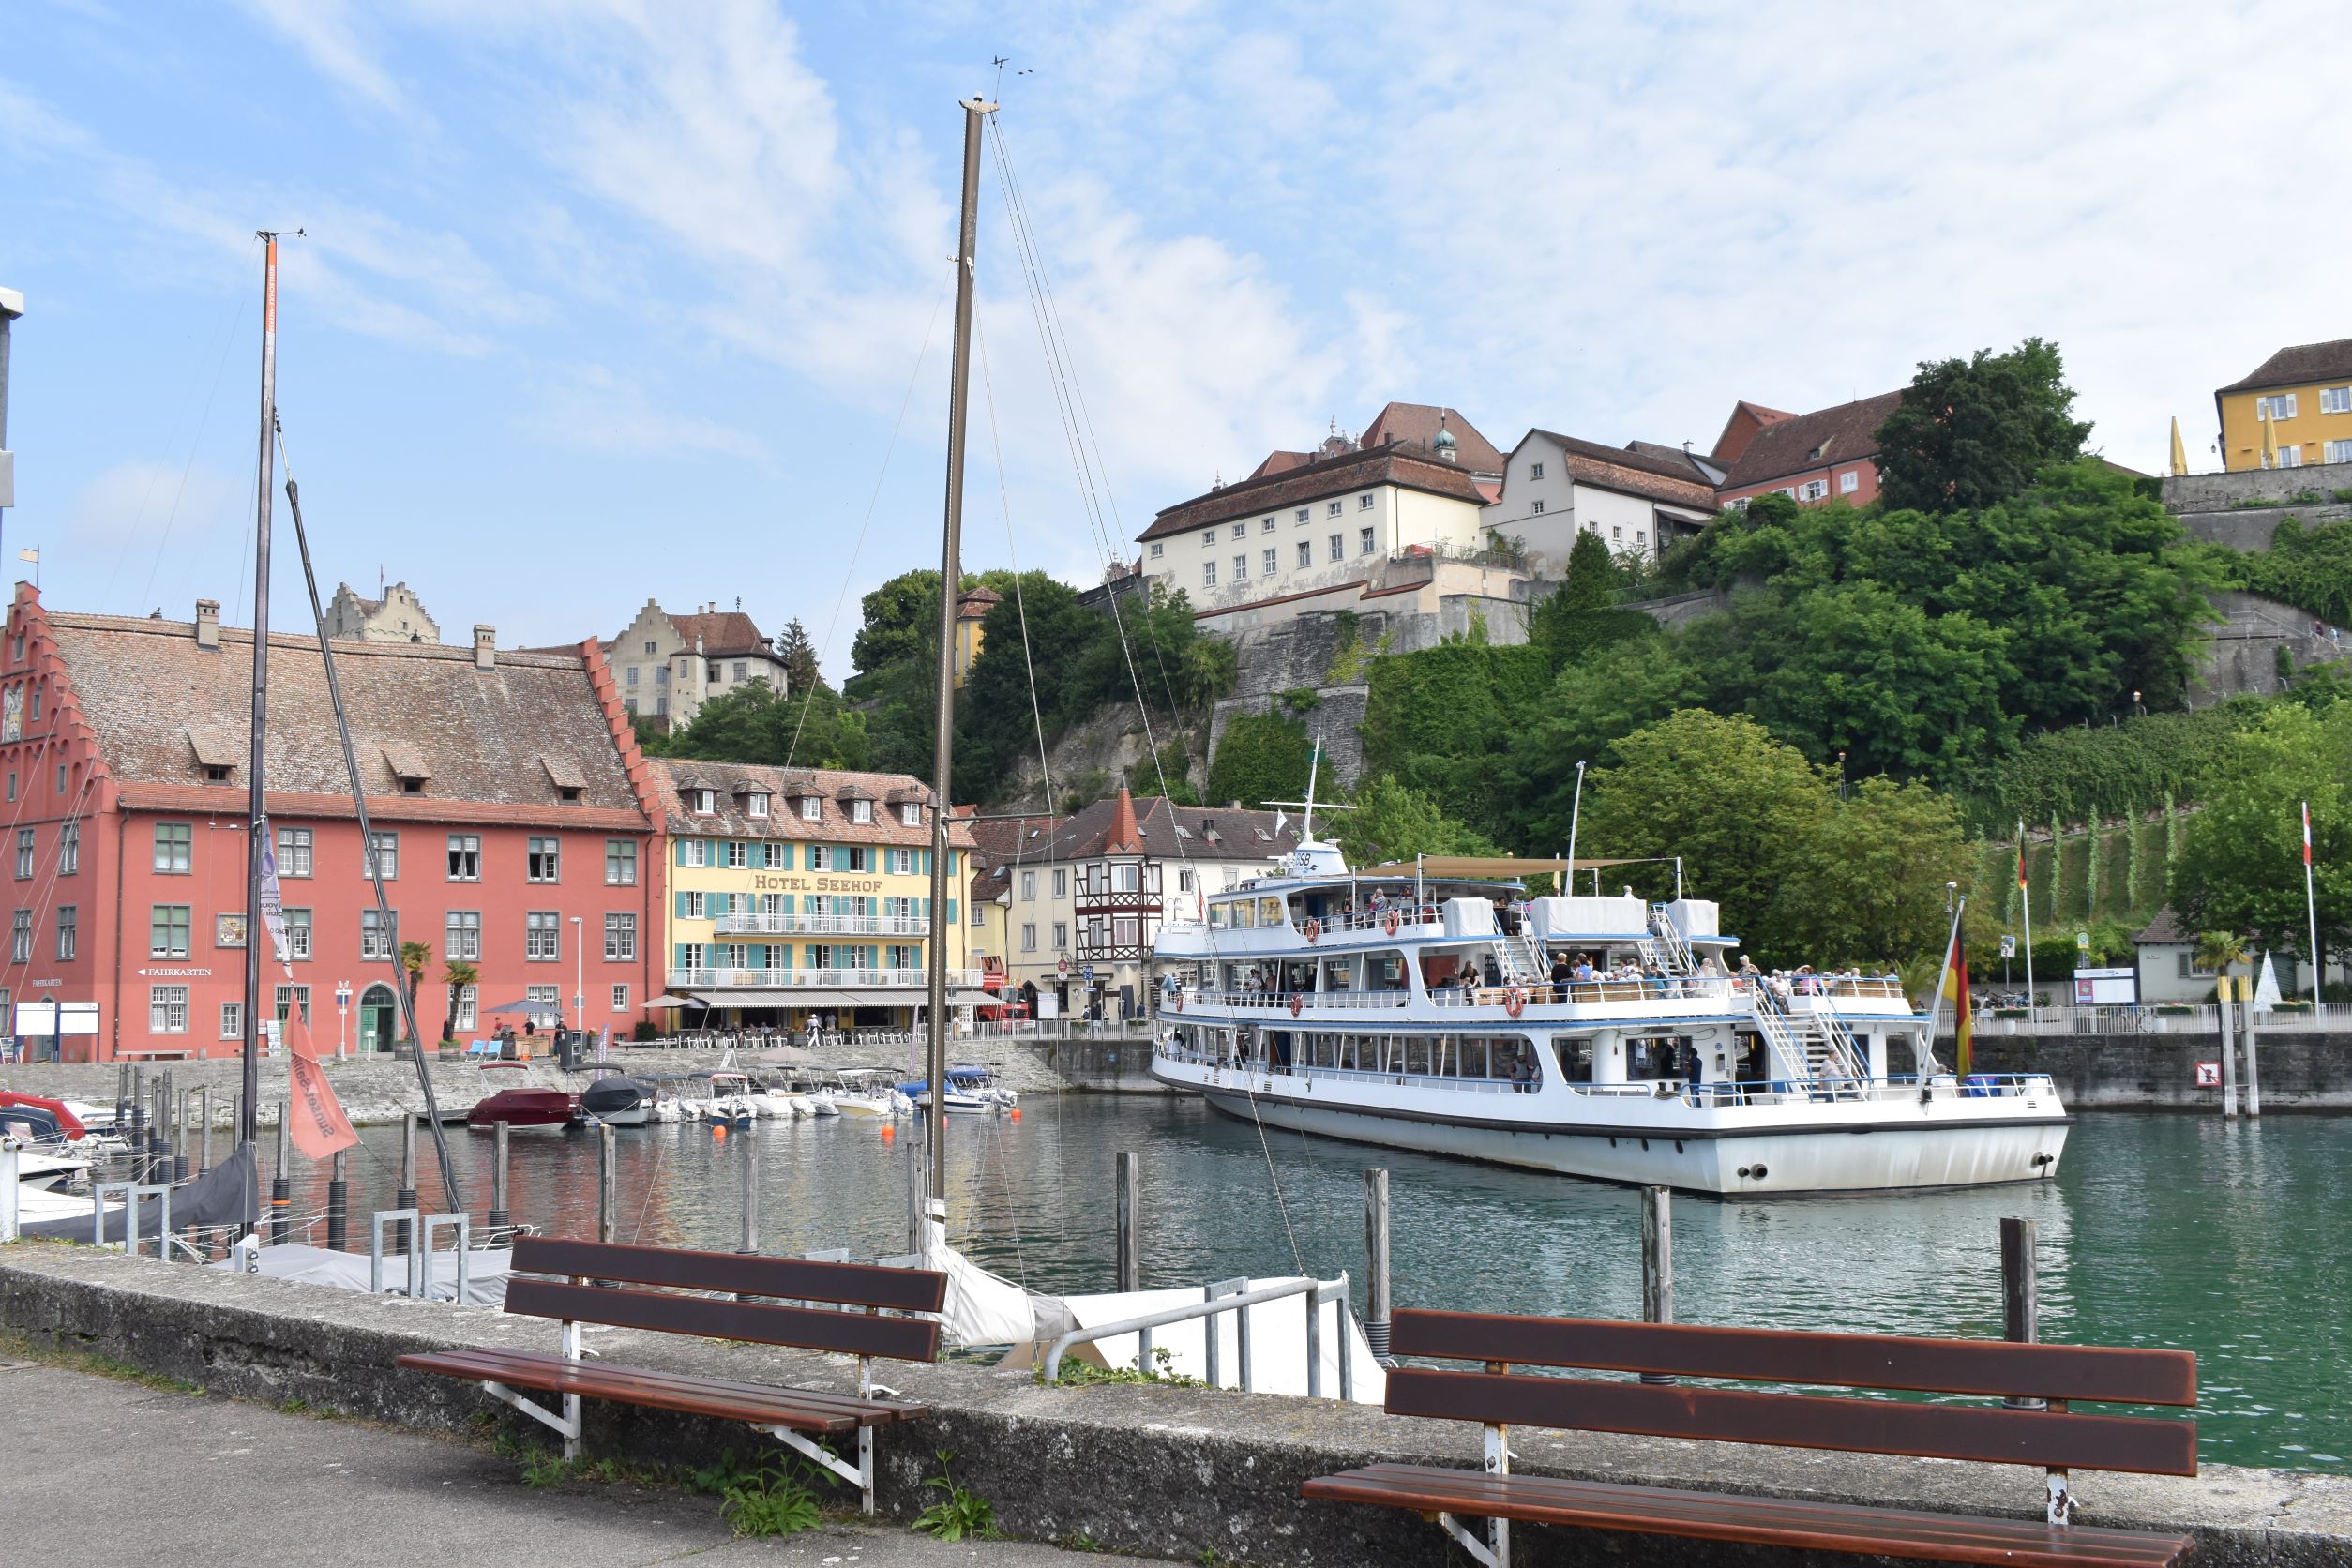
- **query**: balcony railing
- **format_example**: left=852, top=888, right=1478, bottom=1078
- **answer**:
left=711, top=912, right=930, bottom=937
left=667, top=967, right=983, bottom=990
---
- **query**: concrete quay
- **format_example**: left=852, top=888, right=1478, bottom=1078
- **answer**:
left=4, top=1244, right=2348, bottom=1566
left=0, top=1359, right=1162, bottom=1567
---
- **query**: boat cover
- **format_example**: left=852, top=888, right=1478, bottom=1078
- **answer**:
left=16, top=1144, right=257, bottom=1243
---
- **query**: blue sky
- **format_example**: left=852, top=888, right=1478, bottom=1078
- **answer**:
left=6, top=1, right=2348, bottom=669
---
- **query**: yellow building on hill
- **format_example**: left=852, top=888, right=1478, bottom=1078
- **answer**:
left=652, top=760, right=984, bottom=1032
left=2215, top=338, right=2352, bottom=472
left=951, top=586, right=1000, bottom=687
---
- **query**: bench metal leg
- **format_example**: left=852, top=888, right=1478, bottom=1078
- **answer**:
left=758, top=1424, right=873, bottom=1516
left=1433, top=1418, right=1511, bottom=1568
left=479, top=1380, right=582, bottom=1458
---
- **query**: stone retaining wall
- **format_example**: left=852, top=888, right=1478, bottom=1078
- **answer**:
left=1965, top=1029, right=2352, bottom=1109
left=1, top=1247, right=2344, bottom=1565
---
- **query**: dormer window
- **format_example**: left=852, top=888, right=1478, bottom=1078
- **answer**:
left=557, top=785, right=582, bottom=804
left=746, top=792, right=770, bottom=819
left=851, top=799, right=872, bottom=824
left=692, top=789, right=716, bottom=815
left=900, top=801, right=922, bottom=826
left=204, top=763, right=232, bottom=784
left=382, top=742, right=431, bottom=797
left=799, top=795, right=822, bottom=822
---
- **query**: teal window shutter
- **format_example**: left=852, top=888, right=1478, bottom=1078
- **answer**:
left=673, top=891, right=688, bottom=920
left=947, top=898, right=958, bottom=926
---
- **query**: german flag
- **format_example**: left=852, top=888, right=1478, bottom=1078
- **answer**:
left=1942, top=930, right=1972, bottom=1078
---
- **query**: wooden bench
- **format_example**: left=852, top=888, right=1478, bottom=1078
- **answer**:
left=398, top=1236, right=946, bottom=1512
left=1303, top=1309, right=2199, bottom=1568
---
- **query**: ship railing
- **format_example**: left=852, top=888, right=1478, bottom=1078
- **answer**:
left=1179, top=988, right=1412, bottom=1011
left=1681, top=1072, right=2058, bottom=1108
left=1430, top=977, right=1740, bottom=1007
left=1153, top=1043, right=1537, bottom=1094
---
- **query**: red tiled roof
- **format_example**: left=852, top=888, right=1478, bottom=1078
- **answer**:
left=968, top=796, right=1301, bottom=866
left=1709, top=400, right=1797, bottom=465
left=668, top=610, right=770, bottom=657
left=1140, top=444, right=1487, bottom=543
left=1357, top=402, right=1506, bottom=475
left=647, top=757, right=972, bottom=848
left=1719, top=391, right=1904, bottom=490
left=1244, top=450, right=1317, bottom=482
left=1518, top=430, right=1720, bottom=509
left=2217, top=338, right=2352, bottom=395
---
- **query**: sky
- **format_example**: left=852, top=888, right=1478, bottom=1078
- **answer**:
left=4, top=1, right=2348, bottom=671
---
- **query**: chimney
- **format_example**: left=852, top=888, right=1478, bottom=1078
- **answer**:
left=195, top=599, right=220, bottom=650
left=473, top=624, right=495, bottom=670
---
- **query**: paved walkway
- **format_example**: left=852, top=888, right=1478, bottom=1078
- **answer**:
left=0, top=1359, right=1175, bottom=1566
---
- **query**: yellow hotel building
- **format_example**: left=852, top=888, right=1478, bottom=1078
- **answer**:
left=651, top=759, right=984, bottom=1030
left=2215, top=338, right=2352, bottom=472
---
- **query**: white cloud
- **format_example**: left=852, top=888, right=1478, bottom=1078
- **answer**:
left=233, top=0, right=418, bottom=123
left=66, top=459, right=242, bottom=549
left=520, top=364, right=769, bottom=462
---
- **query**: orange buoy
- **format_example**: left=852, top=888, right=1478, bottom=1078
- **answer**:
left=713, top=1123, right=728, bottom=1141
left=1010, top=1108, right=1022, bottom=1122
left=880, top=1123, right=896, bottom=1141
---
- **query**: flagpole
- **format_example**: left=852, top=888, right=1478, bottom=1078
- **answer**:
left=1926, top=893, right=1968, bottom=1063
left=1564, top=760, right=1588, bottom=878
left=2018, top=821, right=2036, bottom=1033
left=2304, top=800, right=2322, bottom=1005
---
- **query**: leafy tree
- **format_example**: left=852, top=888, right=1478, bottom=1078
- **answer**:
left=2170, top=701, right=2352, bottom=969
left=1576, top=711, right=1834, bottom=966
left=773, top=618, right=822, bottom=693
left=1530, top=529, right=1656, bottom=669
left=443, top=958, right=479, bottom=1047
left=398, top=941, right=432, bottom=1043
left=660, top=678, right=874, bottom=773
left=1788, top=777, right=1974, bottom=967
left=2206, top=513, right=2352, bottom=626
left=1874, top=337, right=2092, bottom=513
left=850, top=569, right=942, bottom=677
left=1203, top=711, right=1311, bottom=807
left=1336, top=776, right=1500, bottom=867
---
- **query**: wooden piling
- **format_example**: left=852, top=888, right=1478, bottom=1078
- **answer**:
left=486, top=1121, right=510, bottom=1232
left=1639, top=1185, right=1676, bottom=1385
left=394, top=1113, right=418, bottom=1255
left=326, top=1149, right=349, bottom=1253
left=1364, top=1168, right=1394, bottom=1365
left=197, top=1086, right=212, bottom=1175
left=2003, top=1216, right=2044, bottom=1410
left=739, top=1137, right=760, bottom=1254
left=270, top=1101, right=292, bottom=1244
left=1116, top=1151, right=1140, bottom=1293
left=597, top=1122, right=616, bottom=1244
left=2219, top=979, right=2239, bottom=1118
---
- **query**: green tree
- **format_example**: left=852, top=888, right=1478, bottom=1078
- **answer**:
left=773, top=618, right=822, bottom=693
left=1576, top=711, right=1833, bottom=966
left=1530, top=529, right=1656, bottom=669
left=1335, top=776, right=1501, bottom=867
left=2170, top=701, right=2352, bottom=968
left=849, top=569, right=941, bottom=677
left=1203, top=711, right=1311, bottom=807
left=1874, top=337, right=2092, bottom=513
left=1788, top=777, right=1974, bottom=967
left=442, top=958, right=479, bottom=1047
left=398, top=941, right=432, bottom=1044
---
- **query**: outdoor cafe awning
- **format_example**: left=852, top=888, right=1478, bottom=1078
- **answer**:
left=682, top=988, right=997, bottom=1009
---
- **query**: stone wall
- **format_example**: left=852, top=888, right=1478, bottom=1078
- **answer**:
left=2179, top=503, right=2352, bottom=553
left=2161, top=460, right=2352, bottom=514
left=1963, top=1028, right=2352, bottom=1109
left=4, top=1247, right=2345, bottom=1565
left=2191, top=590, right=2348, bottom=702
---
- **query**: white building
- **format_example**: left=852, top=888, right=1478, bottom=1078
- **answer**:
left=968, top=790, right=1302, bottom=1018
left=1482, top=430, right=1721, bottom=575
left=324, top=580, right=440, bottom=643
left=607, top=599, right=791, bottom=729
left=1138, top=441, right=1495, bottom=637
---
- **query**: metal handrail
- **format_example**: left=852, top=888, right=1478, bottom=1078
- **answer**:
left=1041, top=1272, right=1354, bottom=1400
left=712, top=913, right=931, bottom=937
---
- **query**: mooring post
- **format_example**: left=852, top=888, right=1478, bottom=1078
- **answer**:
left=2242, top=984, right=2262, bottom=1118
left=130, top=1065, right=147, bottom=1167
left=487, top=1120, right=510, bottom=1232
left=167, top=1071, right=190, bottom=1183
left=1116, top=1151, right=1140, bottom=1292
left=905, top=1134, right=925, bottom=1254
left=739, top=1137, right=760, bottom=1254
left=270, top=1100, right=292, bottom=1244
left=2001, top=1215, right=2043, bottom=1403
left=197, top=1086, right=213, bottom=1175
left=326, top=1148, right=349, bottom=1252
left=2219, top=977, right=2239, bottom=1118
left=394, top=1112, right=418, bottom=1256
left=1364, top=1168, right=1395, bottom=1366
left=597, top=1121, right=616, bottom=1244
left=1640, top=1185, right=1676, bottom=1385
left=115, top=1063, right=130, bottom=1144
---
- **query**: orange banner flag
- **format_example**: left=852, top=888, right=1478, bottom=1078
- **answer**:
left=283, top=1006, right=358, bottom=1159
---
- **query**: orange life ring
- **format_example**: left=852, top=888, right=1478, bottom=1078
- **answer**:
left=1289, top=992, right=1304, bottom=1018
left=1304, top=918, right=1321, bottom=944
left=1383, top=911, right=1401, bottom=936
left=1504, top=987, right=1527, bottom=1018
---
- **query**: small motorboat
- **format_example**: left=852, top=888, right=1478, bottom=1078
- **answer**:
left=0, top=1090, right=89, bottom=1147
left=466, top=1087, right=577, bottom=1131
left=825, top=1069, right=902, bottom=1117
left=580, top=1073, right=651, bottom=1127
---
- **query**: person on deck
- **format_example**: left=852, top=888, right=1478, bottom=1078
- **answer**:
left=1549, top=951, right=1573, bottom=1001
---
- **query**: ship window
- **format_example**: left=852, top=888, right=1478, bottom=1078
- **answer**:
left=1259, top=897, right=1283, bottom=927
left=1553, top=1036, right=1594, bottom=1083
left=1208, top=901, right=1229, bottom=929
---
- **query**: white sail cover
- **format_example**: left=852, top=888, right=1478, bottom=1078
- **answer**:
left=921, top=1217, right=1048, bottom=1348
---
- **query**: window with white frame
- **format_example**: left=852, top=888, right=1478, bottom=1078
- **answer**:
left=726, top=839, right=748, bottom=867
left=277, top=826, right=313, bottom=877
left=1203, top=561, right=1216, bottom=588
left=275, top=984, right=311, bottom=1026
left=2323, top=386, right=2352, bottom=415
left=220, top=1001, right=243, bottom=1040
left=2275, top=444, right=2304, bottom=469
left=1051, top=921, right=1068, bottom=948
left=150, top=985, right=188, bottom=1033
left=1840, top=471, right=1860, bottom=493
left=1358, top=526, right=1375, bottom=554
left=1327, top=500, right=1343, bottom=518
left=682, top=890, right=707, bottom=918
left=1019, top=923, right=1036, bottom=951
left=10, top=907, right=30, bottom=961
left=456, top=985, right=477, bottom=1030
left=525, top=912, right=561, bottom=960
left=285, top=907, right=310, bottom=959
left=611, top=984, right=629, bottom=1013
left=360, top=908, right=395, bottom=960
left=1801, top=478, right=1828, bottom=501
left=445, top=910, right=481, bottom=959
left=1296, top=541, right=1313, bottom=568
left=851, top=798, right=872, bottom=823
left=1232, top=554, right=1248, bottom=580
left=605, top=912, right=637, bottom=960
left=1149, top=542, right=1163, bottom=559
left=746, top=792, right=769, bottom=818
left=1230, top=522, right=1247, bottom=540
left=149, top=903, right=189, bottom=958
left=60, top=820, right=78, bottom=875
left=447, top=834, right=481, bottom=881
left=680, top=838, right=712, bottom=868
left=14, top=829, right=30, bottom=879
left=364, top=832, right=399, bottom=881
left=1530, top=499, right=1545, bottom=515
left=527, top=837, right=561, bottom=881
left=762, top=843, right=786, bottom=868
left=1020, top=870, right=1036, bottom=900
left=1612, top=524, right=1623, bottom=541
left=1260, top=516, right=1275, bottom=533
left=2328, top=440, right=2352, bottom=465
left=970, top=900, right=985, bottom=926
left=607, top=839, right=637, bottom=884
left=1261, top=548, right=1277, bottom=577
left=1328, top=534, right=1343, bottom=563
left=55, top=904, right=76, bottom=960
left=799, top=794, right=822, bottom=822
left=1052, top=867, right=1067, bottom=897
left=691, top=789, right=716, bottom=814
left=900, top=800, right=922, bottom=826
left=1294, top=507, right=1310, bottom=525
left=526, top=985, right=560, bottom=1012
left=889, top=848, right=913, bottom=875
left=1200, top=529, right=1216, bottom=547
left=1358, top=492, right=1375, bottom=510
left=1530, top=461, right=1545, bottom=480
left=2259, top=393, right=2298, bottom=420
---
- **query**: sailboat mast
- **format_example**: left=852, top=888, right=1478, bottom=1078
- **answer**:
left=925, top=97, right=994, bottom=1203
left=240, top=230, right=279, bottom=1167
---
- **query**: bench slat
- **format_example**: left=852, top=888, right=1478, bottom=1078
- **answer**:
left=1390, top=1311, right=2195, bottom=1407
left=505, top=1279, right=942, bottom=1363
left=396, top=1349, right=924, bottom=1434
left=1387, top=1369, right=2198, bottom=1476
left=1303, top=1465, right=2192, bottom=1568
left=511, top=1236, right=946, bottom=1314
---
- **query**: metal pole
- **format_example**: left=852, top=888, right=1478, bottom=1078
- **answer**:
left=2304, top=800, right=2322, bottom=1007
left=198, top=1086, right=212, bottom=1174
left=1364, top=1168, right=1394, bottom=1366
left=326, top=1149, right=348, bottom=1252
left=739, top=1136, right=760, bottom=1254
left=1639, top=1185, right=1675, bottom=1385
left=487, top=1120, right=510, bottom=1231
left=166, top=1070, right=188, bottom=1182
left=1562, top=761, right=1587, bottom=880
left=597, top=1122, right=615, bottom=1244
left=922, top=94, right=995, bottom=1208
left=239, top=233, right=279, bottom=1197
left=271, top=1100, right=291, bottom=1244
left=395, top=1112, right=417, bottom=1256
left=1115, top=1151, right=1139, bottom=1293
left=905, top=1131, right=924, bottom=1254
left=2002, top=1216, right=2045, bottom=1412
left=2020, top=822, right=2036, bottom=1034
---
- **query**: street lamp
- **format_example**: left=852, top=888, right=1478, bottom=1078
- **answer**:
left=335, top=980, right=353, bottom=1059
left=570, top=915, right=584, bottom=1032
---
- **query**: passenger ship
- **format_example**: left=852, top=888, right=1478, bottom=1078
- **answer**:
left=1149, top=837, right=2070, bottom=1196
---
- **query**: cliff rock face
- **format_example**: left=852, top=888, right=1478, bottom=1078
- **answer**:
left=990, top=702, right=1206, bottom=812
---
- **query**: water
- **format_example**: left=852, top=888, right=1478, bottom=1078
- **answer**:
left=294, top=1103, right=2349, bottom=1471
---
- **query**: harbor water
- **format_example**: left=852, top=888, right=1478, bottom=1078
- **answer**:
left=285, top=1100, right=2347, bottom=1471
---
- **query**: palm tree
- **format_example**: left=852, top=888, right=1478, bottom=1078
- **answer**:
left=2194, top=931, right=2248, bottom=992
left=398, top=940, right=432, bottom=1044
left=443, top=958, right=480, bottom=1047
